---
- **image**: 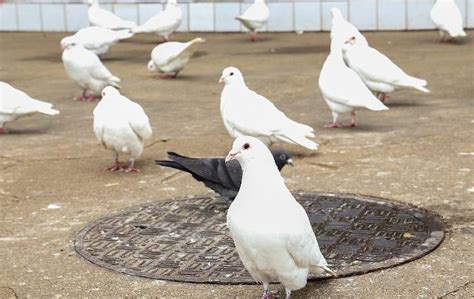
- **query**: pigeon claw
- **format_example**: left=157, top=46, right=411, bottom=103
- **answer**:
left=124, top=166, right=140, bottom=173
left=324, top=123, right=342, bottom=128
left=106, top=164, right=125, bottom=172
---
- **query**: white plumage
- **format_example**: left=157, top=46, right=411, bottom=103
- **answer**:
left=225, top=136, right=335, bottom=299
left=0, top=82, right=59, bottom=133
left=343, top=36, right=430, bottom=102
left=61, top=39, right=121, bottom=101
left=431, top=0, right=467, bottom=41
left=87, top=0, right=136, bottom=30
left=132, top=0, right=183, bottom=41
left=148, top=38, right=205, bottom=78
left=219, top=67, right=318, bottom=150
left=319, top=37, right=389, bottom=128
left=235, top=0, right=270, bottom=41
left=330, top=7, right=368, bottom=47
left=61, top=26, right=133, bottom=56
left=93, top=86, right=152, bottom=173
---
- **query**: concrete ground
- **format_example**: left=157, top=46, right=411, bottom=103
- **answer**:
left=0, top=31, right=473, bottom=298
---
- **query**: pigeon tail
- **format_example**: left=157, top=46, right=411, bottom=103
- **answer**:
left=109, top=76, right=122, bottom=89
left=449, top=28, right=467, bottom=38
left=277, top=133, right=319, bottom=150
left=154, top=159, right=188, bottom=172
left=30, top=100, right=60, bottom=116
left=116, top=29, right=134, bottom=40
left=364, top=99, right=389, bottom=111
left=397, top=76, right=430, bottom=93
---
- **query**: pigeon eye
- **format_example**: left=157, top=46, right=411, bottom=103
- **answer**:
left=280, top=154, right=285, bottom=160
left=230, top=72, right=234, bottom=76
left=243, top=143, right=250, bottom=150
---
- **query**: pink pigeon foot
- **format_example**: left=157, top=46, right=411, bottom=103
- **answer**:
left=324, top=123, right=342, bottom=128
left=250, top=32, right=258, bottom=42
left=106, top=163, right=124, bottom=172
left=159, top=73, right=177, bottom=79
left=0, top=127, right=6, bottom=134
left=125, top=166, right=140, bottom=173
left=377, top=92, right=389, bottom=103
left=343, top=122, right=357, bottom=128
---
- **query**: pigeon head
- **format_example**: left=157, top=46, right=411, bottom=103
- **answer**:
left=101, top=86, right=120, bottom=98
left=225, top=136, right=274, bottom=168
left=341, top=36, right=357, bottom=52
left=147, top=60, right=157, bottom=72
left=271, top=149, right=294, bottom=170
left=219, top=67, right=245, bottom=85
left=86, top=0, right=98, bottom=6
left=60, top=36, right=80, bottom=50
left=331, top=7, right=343, bottom=19
left=167, top=0, right=178, bottom=7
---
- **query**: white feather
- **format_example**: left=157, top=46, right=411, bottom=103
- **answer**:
left=330, top=7, right=368, bottom=47
left=0, top=82, right=59, bottom=129
left=132, top=0, right=182, bottom=40
left=227, top=136, right=333, bottom=296
left=87, top=0, right=136, bottom=30
left=319, top=38, right=388, bottom=124
left=235, top=0, right=269, bottom=32
left=61, top=26, right=133, bottom=56
left=431, top=0, right=467, bottom=39
left=220, top=67, right=318, bottom=150
left=62, top=42, right=120, bottom=96
left=148, top=38, right=205, bottom=75
left=93, top=87, right=152, bottom=161
left=343, top=38, right=430, bottom=94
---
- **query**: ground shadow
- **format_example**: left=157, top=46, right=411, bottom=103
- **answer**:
left=23, top=53, right=61, bottom=63
left=385, top=100, right=430, bottom=108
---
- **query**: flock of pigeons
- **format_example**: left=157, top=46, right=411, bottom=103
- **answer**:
left=0, top=0, right=468, bottom=297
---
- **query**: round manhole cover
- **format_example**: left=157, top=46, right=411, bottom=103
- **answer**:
left=74, top=193, right=445, bottom=283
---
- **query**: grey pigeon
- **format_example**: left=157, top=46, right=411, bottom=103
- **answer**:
left=155, top=149, right=293, bottom=200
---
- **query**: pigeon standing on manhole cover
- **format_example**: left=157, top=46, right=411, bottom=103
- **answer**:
left=74, top=192, right=445, bottom=284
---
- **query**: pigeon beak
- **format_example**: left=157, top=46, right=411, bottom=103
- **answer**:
left=287, top=159, right=294, bottom=167
left=219, top=76, right=225, bottom=83
left=225, top=151, right=239, bottom=163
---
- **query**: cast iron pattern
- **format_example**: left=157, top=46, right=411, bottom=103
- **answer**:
left=74, top=193, right=445, bottom=283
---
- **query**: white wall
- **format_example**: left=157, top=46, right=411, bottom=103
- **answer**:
left=1, top=0, right=473, bottom=32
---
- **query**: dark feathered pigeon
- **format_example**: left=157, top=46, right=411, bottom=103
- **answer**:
left=155, top=149, right=293, bottom=200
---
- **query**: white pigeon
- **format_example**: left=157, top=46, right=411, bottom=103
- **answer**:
left=93, top=86, right=152, bottom=173
left=61, top=26, right=133, bottom=56
left=225, top=136, right=335, bottom=299
left=330, top=7, right=368, bottom=47
left=431, top=0, right=467, bottom=41
left=61, top=39, right=121, bottom=101
left=148, top=37, right=205, bottom=78
left=343, top=36, right=430, bottom=103
left=87, top=0, right=136, bottom=30
left=0, top=82, right=59, bottom=133
left=319, top=37, right=389, bottom=128
left=132, top=0, right=183, bottom=41
left=219, top=67, right=318, bottom=150
left=235, top=0, right=270, bottom=41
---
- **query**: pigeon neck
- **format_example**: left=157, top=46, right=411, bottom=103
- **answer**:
left=240, top=156, right=282, bottom=185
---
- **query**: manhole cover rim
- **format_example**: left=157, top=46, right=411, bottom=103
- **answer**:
left=73, top=192, right=446, bottom=285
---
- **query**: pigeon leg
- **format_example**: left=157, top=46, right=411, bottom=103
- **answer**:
left=377, top=92, right=389, bottom=102
left=0, top=127, right=6, bottom=134
left=125, top=158, right=140, bottom=173
left=106, top=156, right=124, bottom=172
left=324, top=112, right=342, bottom=128
left=262, top=283, right=272, bottom=299
left=172, top=71, right=180, bottom=78
left=285, top=288, right=292, bottom=299
left=344, top=111, right=357, bottom=127
left=251, top=31, right=258, bottom=42
left=159, top=73, right=176, bottom=79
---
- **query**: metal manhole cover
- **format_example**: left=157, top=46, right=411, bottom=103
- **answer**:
left=74, top=193, right=445, bottom=284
